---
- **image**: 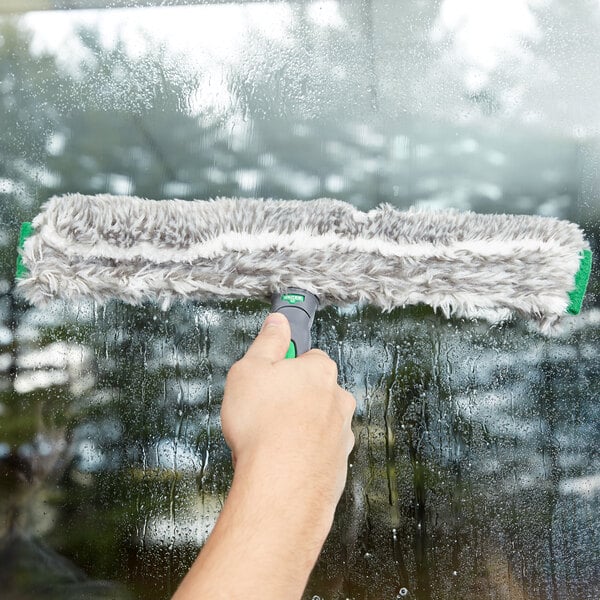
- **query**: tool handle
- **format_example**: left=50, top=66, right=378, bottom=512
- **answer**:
left=270, top=288, right=319, bottom=358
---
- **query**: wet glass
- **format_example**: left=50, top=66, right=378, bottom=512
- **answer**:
left=1, top=1, right=598, bottom=598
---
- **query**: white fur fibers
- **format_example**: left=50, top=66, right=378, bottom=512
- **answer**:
left=17, top=194, right=590, bottom=324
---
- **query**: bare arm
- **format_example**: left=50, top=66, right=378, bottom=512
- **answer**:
left=172, top=312, right=356, bottom=600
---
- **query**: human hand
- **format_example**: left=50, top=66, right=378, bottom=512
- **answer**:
left=172, top=313, right=356, bottom=600
left=221, top=311, right=356, bottom=517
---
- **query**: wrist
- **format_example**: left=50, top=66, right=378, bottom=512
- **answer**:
left=232, top=450, right=336, bottom=548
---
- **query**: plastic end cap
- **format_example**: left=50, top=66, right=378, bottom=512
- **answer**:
left=566, top=249, right=592, bottom=315
left=15, top=222, right=33, bottom=279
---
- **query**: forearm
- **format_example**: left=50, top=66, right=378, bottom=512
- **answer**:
left=172, top=453, right=335, bottom=600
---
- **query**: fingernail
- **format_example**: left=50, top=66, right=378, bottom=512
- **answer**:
left=262, top=312, right=286, bottom=330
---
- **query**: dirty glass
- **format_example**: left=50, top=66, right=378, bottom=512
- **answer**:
left=1, top=1, right=599, bottom=599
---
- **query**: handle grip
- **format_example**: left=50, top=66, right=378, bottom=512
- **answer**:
left=270, top=288, right=319, bottom=358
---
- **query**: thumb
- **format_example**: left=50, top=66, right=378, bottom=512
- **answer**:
left=244, top=312, right=291, bottom=363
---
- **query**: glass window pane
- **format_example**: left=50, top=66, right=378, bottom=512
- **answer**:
left=1, top=2, right=598, bottom=599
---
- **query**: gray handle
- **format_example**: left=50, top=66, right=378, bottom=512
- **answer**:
left=270, top=288, right=319, bottom=357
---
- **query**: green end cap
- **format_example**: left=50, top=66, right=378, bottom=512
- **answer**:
left=285, top=341, right=297, bottom=359
left=15, top=222, right=33, bottom=279
left=566, top=249, right=593, bottom=315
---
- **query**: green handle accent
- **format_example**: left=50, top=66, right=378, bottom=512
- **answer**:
left=15, top=222, right=33, bottom=279
left=285, top=341, right=297, bottom=359
left=271, top=288, right=319, bottom=359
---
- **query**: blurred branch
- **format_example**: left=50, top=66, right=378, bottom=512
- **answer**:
left=131, top=114, right=178, bottom=182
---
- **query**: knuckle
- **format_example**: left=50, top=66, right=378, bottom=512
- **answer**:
left=306, top=348, right=328, bottom=360
left=344, top=391, right=357, bottom=412
left=227, top=359, right=247, bottom=379
left=304, top=350, right=338, bottom=378
left=325, top=358, right=338, bottom=378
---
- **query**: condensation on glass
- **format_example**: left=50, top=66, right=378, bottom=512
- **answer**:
left=0, top=1, right=598, bottom=599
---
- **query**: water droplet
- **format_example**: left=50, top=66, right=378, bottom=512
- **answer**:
left=397, top=588, right=409, bottom=598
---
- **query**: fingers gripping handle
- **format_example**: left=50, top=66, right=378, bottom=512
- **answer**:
left=270, top=289, right=319, bottom=358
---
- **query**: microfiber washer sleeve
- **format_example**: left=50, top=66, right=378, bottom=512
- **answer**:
left=16, top=194, right=592, bottom=329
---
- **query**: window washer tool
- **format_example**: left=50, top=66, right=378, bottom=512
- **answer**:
left=16, top=194, right=592, bottom=356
